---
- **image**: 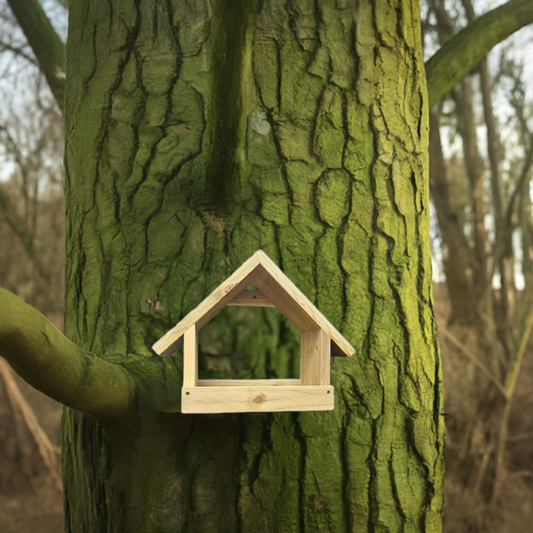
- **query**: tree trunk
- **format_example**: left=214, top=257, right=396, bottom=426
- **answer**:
left=62, top=1, right=444, bottom=531
left=429, top=110, right=480, bottom=328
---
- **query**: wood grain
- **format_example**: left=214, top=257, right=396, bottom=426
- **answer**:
left=253, top=251, right=354, bottom=357
left=153, top=250, right=354, bottom=358
left=251, top=265, right=319, bottom=332
left=152, top=254, right=261, bottom=355
left=182, top=325, right=198, bottom=387
left=197, top=379, right=301, bottom=387
left=226, top=289, right=275, bottom=307
left=301, top=329, right=330, bottom=385
left=181, top=385, right=334, bottom=413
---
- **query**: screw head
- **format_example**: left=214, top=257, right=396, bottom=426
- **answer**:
left=185, top=391, right=190, bottom=396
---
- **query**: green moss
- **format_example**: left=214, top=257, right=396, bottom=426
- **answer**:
left=316, top=169, right=351, bottom=227
left=258, top=168, right=286, bottom=194
left=260, top=193, right=289, bottom=225
left=313, top=86, right=344, bottom=167
left=59, top=0, right=444, bottom=530
left=316, top=230, right=344, bottom=327
left=204, top=0, right=253, bottom=212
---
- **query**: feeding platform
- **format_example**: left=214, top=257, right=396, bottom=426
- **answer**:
left=152, top=251, right=354, bottom=414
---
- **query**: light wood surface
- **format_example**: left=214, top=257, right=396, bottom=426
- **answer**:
left=153, top=250, right=354, bottom=359
left=182, top=325, right=197, bottom=387
left=197, top=379, right=301, bottom=387
left=152, top=254, right=261, bottom=355
left=301, top=329, right=330, bottom=385
left=253, top=251, right=354, bottom=356
left=251, top=265, right=319, bottom=332
left=227, top=289, right=275, bottom=307
left=181, top=385, right=334, bottom=413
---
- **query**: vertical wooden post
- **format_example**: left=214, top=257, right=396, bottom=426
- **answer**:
left=183, top=325, right=198, bottom=387
left=301, top=329, right=330, bottom=385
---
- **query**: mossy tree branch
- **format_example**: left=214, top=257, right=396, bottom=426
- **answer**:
left=426, top=0, right=533, bottom=109
left=0, top=287, right=136, bottom=418
left=6, top=0, right=66, bottom=113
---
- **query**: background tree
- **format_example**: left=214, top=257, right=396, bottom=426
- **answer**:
left=0, top=0, right=65, bottom=321
left=1, top=0, right=532, bottom=531
left=0, top=1, right=64, bottom=520
left=424, top=0, right=533, bottom=529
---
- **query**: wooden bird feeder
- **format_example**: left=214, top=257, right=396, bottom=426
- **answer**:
left=152, top=250, right=354, bottom=414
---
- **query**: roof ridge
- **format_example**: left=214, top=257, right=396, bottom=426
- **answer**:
left=152, top=251, right=354, bottom=358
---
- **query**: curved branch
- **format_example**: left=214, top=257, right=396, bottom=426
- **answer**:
left=6, top=0, right=66, bottom=113
left=0, top=287, right=136, bottom=418
left=426, top=0, right=533, bottom=109
left=493, top=139, right=533, bottom=268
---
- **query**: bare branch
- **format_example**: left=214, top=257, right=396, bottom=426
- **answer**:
left=426, top=0, right=533, bottom=109
left=495, top=139, right=533, bottom=266
left=0, top=40, right=38, bottom=65
left=507, top=431, right=533, bottom=442
left=438, top=325, right=507, bottom=398
left=0, top=287, right=136, bottom=417
left=6, top=0, right=66, bottom=113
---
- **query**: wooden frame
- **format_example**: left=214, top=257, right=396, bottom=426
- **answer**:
left=153, top=251, right=354, bottom=414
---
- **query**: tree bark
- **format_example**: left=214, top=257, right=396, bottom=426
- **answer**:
left=3, top=1, right=445, bottom=531
left=0, top=287, right=136, bottom=417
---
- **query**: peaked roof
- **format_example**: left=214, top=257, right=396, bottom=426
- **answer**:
left=152, top=250, right=354, bottom=358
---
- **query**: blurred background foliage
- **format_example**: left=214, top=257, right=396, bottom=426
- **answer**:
left=0, top=0, right=532, bottom=532
left=423, top=0, right=533, bottom=530
left=0, top=1, right=65, bottom=530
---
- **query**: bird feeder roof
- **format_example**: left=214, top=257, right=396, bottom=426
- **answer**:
left=152, top=250, right=354, bottom=358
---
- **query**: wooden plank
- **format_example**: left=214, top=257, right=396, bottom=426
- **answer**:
left=226, top=290, right=276, bottom=307
left=301, top=329, right=330, bottom=385
left=197, top=379, right=301, bottom=387
left=152, top=254, right=261, bottom=355
left=153, top=250, right=354, bottom=358
left=181, top=386, right=334, bottom=413
left=182, top=325, right=198, bottom=387
left=253, top=252, right=354, bottom=356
